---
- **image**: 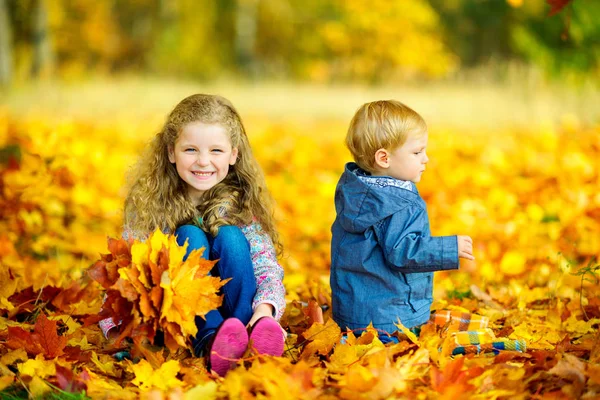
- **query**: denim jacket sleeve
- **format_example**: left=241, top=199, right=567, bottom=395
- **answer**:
left=375, top=204, right=459, bottom=273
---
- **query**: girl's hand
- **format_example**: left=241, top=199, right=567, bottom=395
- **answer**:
left=247, top=303, right=275, bottom=328
left=457, top=235, right=475, bottom=261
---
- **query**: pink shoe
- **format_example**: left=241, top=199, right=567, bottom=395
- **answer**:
left=209, top=318, right=249, bottom=376
left=248, top=317, right=285, bottom=357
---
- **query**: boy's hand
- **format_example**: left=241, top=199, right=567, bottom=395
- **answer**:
left=457, top=235, right=475, bottom=261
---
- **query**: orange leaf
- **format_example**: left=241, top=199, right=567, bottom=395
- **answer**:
left=301, top=318, right=341, bottom=358
left=303, top=300, right=324, bottom=325
left=430, top=357, right=475, bottom=397
left=6, top=326, right=44, bottom=355
left=33, top=314, right=67, bottom=358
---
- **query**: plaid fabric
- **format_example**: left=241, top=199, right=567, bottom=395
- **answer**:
left=446, top=337, right=527, bottom=356
left=430, top=310, right=527, bottom=357
left=430, top=310, right=489, bottom=332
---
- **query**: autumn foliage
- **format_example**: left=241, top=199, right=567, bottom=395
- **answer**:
left=1, top=112, right=600, bottom=398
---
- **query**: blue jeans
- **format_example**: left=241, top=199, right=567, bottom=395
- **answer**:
left=175, top=224, right=256, bottom=356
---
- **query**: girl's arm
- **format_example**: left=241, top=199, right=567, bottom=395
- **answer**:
left=375, top=205, right=459, bottom=273
left=241, top=222, right=286, bottom=321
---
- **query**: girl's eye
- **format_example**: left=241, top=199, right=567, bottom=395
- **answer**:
left=212, top=149, right=224, bottom=153
left=185, top=148, right=196, bottom=152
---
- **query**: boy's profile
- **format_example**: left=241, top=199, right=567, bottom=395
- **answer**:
left=330, top=100, right=474, bottom=340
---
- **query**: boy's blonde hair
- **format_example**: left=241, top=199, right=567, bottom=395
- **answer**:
left=346, top=100, right=427, bottom=173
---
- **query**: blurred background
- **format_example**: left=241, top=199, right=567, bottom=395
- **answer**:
left=1, top=0, right=599, bottom=305
left=1, top=0, right=599, bottom=126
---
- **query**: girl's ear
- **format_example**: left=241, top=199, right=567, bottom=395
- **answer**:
left=168, top=146, right=175, bottom=163
left=374, top=148, right=390, bottom=169
left=229, top=147, right=239, bottom=165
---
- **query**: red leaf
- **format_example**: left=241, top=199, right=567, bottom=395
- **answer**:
left=56, top=365, right=88, bottom=393
left=33, top=314, right=67, bottom=358
left=87, top=260, right=112, bottom=289
left=6, top=326, right=44, bottom=355
left=547, top=0, right=572, bottom=16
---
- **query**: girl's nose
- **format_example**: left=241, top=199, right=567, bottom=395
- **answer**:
left=196, top=154, right=210, bottom=166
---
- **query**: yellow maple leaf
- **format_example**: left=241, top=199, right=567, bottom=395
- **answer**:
left=1, top=348, right=28, bottom=366
left=0, top=297, right=15, bottom=312
left=130, top=359, right=183, bottom=391
left=160, top=245, right=225, bottom=338
left=394, top=319, right=419, bottom=345
left=90, top=351, right=120, bottom=377
left=328, top=344, right=360, bottom=375
left=84, top=369, right=138, bottom=400
left=29, top=376, right=52, bottom=398
left=183, top=381, right=218, bottom=400
left=302, top=318, right=341, bottom=357
left=18, top=354, right=56, bottom=379
left=0, top=376, right=14, bottom=392
left=66, top=335, right=94, bottom=350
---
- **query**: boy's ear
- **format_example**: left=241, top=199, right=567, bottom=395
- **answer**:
left=374, top=148, right=390, bottom=169
left=168, top=146, right=175, bottom=163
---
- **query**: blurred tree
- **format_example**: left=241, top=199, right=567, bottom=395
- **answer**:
left=511, top=0, right=600, bottom=76
left=1, top=0, right=597, bottom=83
left=148, top=0, right=229, bottom=79
left=428, top=0, right=516, bottom=67
left=254, top=0, right=456, bottom=82
left=429, top=0, right=599, bottom=79
left=235, top=0, right=259, bottom=77
left=31, top=0, right=54, bottom=78
left=0, top=0, right=12, bottom=85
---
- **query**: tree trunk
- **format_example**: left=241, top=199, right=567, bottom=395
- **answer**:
left=235, top=0, right=259, bottom=77
left=0, top=0, right=12, bottom=86
left=31, top=0, right=54, bottom=78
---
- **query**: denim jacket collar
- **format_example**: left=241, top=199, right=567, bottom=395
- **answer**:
left=335, top=162, right=422, bottom=234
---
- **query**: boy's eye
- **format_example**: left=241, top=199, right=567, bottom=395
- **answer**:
left=185, top=148, right=196, bottom=152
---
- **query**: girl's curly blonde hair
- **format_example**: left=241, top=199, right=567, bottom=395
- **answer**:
left=124, top=94, right=280, bottom=251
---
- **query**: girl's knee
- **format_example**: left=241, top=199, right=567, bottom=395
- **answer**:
left=214, top=226, right=249, bottom=250
left=175, top=225, right=209, bottom=259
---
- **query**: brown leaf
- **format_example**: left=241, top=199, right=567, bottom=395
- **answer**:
left=303, top=300, right=324, bottom=325
left=548, top=354, right=586, bottom=398
left=6, top=326, right=44, bottom=355
left=34, top=314, right=67, bottom=358
left=56, top=365, right=88, bottom=393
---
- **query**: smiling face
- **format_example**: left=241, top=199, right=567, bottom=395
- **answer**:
left=168, top=121, right=238, bottom=205
left=374, top=132, right=429, bottom=183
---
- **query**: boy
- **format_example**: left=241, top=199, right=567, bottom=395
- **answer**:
left=330, top=100, right=474, bottom=340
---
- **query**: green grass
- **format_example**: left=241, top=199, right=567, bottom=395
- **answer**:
left=0, top=385, right=89, bottom=400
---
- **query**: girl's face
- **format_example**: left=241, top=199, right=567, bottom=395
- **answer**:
left=168, top=122, right=238, bottom=205
left=379, top=132, right=429, bottom=183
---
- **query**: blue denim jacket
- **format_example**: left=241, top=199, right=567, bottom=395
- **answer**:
left=330, top=163, right=459, bottom=331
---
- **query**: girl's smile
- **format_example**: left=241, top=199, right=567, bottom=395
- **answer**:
left=168, top=121, right=238, bottom=205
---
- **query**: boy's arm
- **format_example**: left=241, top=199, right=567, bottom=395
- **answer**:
left=375, top=206, right=459, bottom=273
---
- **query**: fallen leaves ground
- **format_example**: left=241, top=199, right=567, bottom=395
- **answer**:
left=1, top=111, right=599, bottom=399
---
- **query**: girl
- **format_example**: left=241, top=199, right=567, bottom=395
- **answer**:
left=100, top=94, right=286, bottom=376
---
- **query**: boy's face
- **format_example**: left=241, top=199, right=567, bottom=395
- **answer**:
left=380, top=133, right=429, bottom=183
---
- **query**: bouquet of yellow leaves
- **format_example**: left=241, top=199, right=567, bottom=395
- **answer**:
left=88, top=230, right=227, bottom=352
